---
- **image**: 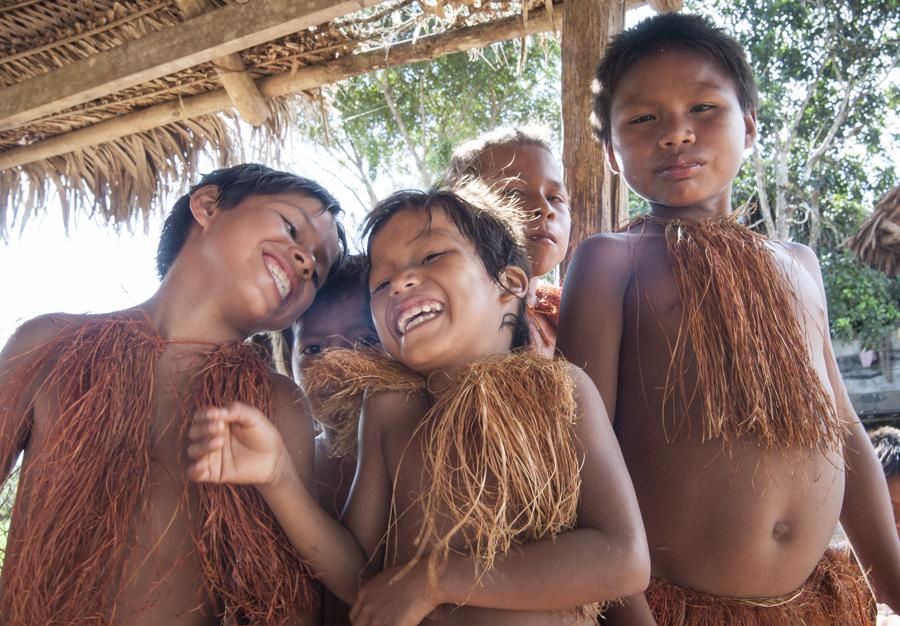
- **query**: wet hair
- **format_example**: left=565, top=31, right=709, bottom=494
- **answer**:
left=445, top=125, right=555, bottom=181
left=871, top=426, right=900, bottom=479
left=361, top=183, right=532, bottom=348
left=156, top=163, right=347, bottom=279
left=592, top=12, right=758, bottom=144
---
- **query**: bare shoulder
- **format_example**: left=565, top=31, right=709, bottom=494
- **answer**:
left=1, top=312, right=93, bottom=362
left=361, top=389, right=427, bottom=435
left=569, top=232, right=637, bottom=281
left=780, top=241, right=823, bottom=279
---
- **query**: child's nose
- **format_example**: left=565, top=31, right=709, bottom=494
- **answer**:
left=291, top=246, right=315, bottom=279
left=659, top=119, right=695, bottom=148
left=390, top=271, right=420, bottom=295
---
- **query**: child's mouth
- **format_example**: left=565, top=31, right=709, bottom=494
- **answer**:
left=396, top=302, right=445, bottom=336
left=264, top=256, right=292, bottom=301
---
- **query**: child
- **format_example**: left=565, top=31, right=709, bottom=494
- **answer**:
left=448, top=126, right=571, bottom=356
left=290, top=253, right=379, bottom=518
left=872, top=426, right=900, bottom=538
left=188, top=183, right=649, bottom=625
left=0, top=163, right=345, bottom=626
left=558, top=13, right=897, bottom=625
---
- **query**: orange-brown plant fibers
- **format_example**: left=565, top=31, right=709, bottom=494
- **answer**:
left=0, top=316, right=313, bottom=626
left=628, top=215, right=846, bottom=453
left=645, top=546, right=875, bottom=626
left=305, top=348, right=600, bottom=622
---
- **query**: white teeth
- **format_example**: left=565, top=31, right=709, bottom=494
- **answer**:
left=265, top=258, right=291, bottom=300
left=396, top=302, right=445, bottom=335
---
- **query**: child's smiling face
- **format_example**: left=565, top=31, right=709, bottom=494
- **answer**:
left=607, top=49, right=756, bottom=218
left=367, top=206, right=525, bottom=375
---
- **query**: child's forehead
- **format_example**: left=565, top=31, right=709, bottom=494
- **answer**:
left=372, top=206, right=462, bottom=250
left=615, top=49, right=738, bottom=101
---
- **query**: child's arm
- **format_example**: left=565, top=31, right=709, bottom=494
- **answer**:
left=0, top=314, right=74, bottom=480
left=557, top=236, right=658, bottom=626
left=556, top=234, right=632, bottom=421
left=349, top=365, right=650, bottom=626
left=791, top=243, right=900, bottom=611
left=187, top=394, right=366, bottom=603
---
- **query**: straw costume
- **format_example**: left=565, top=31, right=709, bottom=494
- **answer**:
left=0, top=314, right=314, bottom=626
left=625, top=215, right=871, bottom=622
left=627, top=214, right=846, bottom=452
left=646, top=547, right=875, bottom=626
left=304, top=346, right=600, bottom=622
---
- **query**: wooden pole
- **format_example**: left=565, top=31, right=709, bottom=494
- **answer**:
left=560, top=0, right=627, bottom=275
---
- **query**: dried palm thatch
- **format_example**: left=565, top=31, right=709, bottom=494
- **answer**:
left=846, top=185, right=900, bottom=278
left=0, top=0, right=552, bottom=239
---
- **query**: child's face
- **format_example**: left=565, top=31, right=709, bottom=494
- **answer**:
left=192, top=191, right=341, bottom=335
left=477, top=144, right=571, bottom=278
left=606, top=49, right=756, bottom=216
left=292, top=289, right=379, bottom=380
left=368, top=207, right=525, bottom=375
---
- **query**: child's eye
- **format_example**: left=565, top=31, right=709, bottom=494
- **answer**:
left=630, top=114, right=655, bottom=124
left=356, top=336, right=380, bottom=348
left=422, top=252, right=444, bottom=264
left=371, top=280, right=389, bottom=294
left=504, top=188, right=526, bottom=200
left=281, top=216, right=298, bottom=239
left=692, top=104, right=715, bottom=113
left=299, top=344, right=322, bottom=355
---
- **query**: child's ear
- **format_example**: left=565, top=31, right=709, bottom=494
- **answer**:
left=606, top=143, right=621, bottom=174
left=189, top=185, right=221, bottom=228
left=744, top=109, right=758, bottom=150
left=498, top=265, right=529, bottom=301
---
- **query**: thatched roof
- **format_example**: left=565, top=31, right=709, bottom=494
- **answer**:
left=0, top=0, right=565, bottom=238
left=847, top=185, right=900, bottom=277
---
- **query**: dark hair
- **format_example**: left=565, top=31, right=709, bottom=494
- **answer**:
left=446, top=125, right=555, bottom=181
left=871, top=426, right=900, bottom=479
left=156, top=163, right=347, bottom=278
left=361, top=185, right=532, bottom=348
left=592, top=13, right=758, bottom=144
left=274, top=254, right=372, bottom=373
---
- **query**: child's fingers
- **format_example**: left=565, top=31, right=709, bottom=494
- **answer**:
left=187, top=459, right=212, bottom=482
left=188, top=417, right=224, bottom=441
left=187, top=436, right=224, bottom=460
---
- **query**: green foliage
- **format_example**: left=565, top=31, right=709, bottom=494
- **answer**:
left=299, top=35, right=562, bottom=192
left=822, top=250, right=900, bottom=349
left=692, top=0, right=899, bottom=250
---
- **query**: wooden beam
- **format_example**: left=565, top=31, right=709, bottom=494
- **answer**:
left=0, top=8, right=559, bottom=171
left=174, top=0, right=270, bottom=127
left=561, top=0, right=627, bottom=272
left=0, top=0, right=382, bottom=132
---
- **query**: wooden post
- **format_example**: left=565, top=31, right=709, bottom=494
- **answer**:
left=561, top=0, right=627, bottom=274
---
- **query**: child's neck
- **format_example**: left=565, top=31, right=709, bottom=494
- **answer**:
left=140, top=276, right=247, bottom=345
left=648, top=199, right=733, bottom=222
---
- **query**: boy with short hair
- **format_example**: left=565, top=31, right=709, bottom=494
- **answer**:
left=0, top=163, right=345, bottom=626
left=558, top=12, right=897, bottom=625
left=188, top=182, right=650, bottom=625
left=448, top=126, right=570, bottom=355
left=289, top=253, right=379, bottom=518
